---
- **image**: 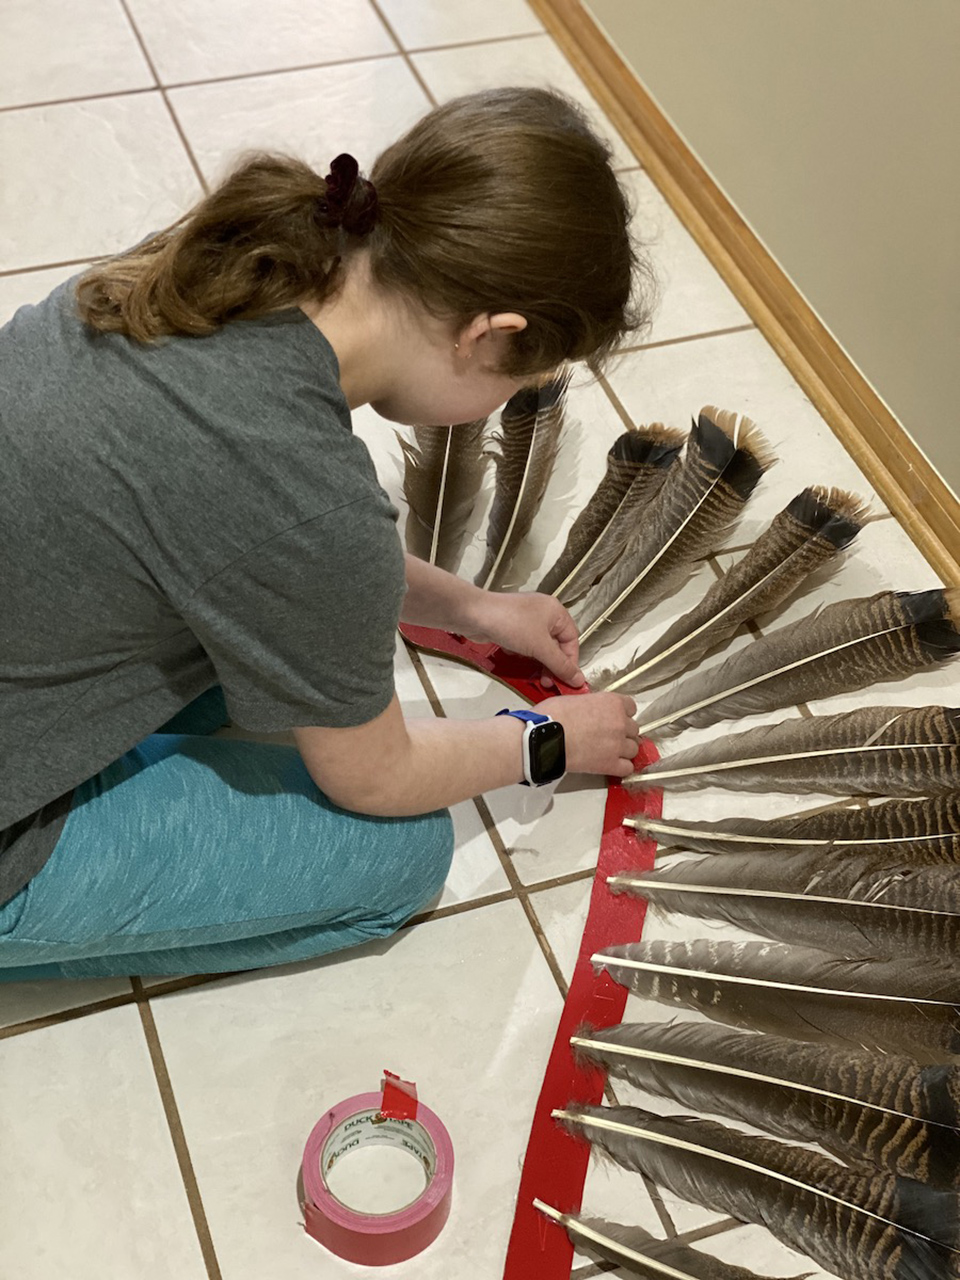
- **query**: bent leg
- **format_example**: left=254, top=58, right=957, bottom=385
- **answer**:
left=0, top=734, right=453, bottom=980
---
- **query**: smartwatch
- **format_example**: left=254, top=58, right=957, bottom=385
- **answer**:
left=496, top=709, right=566, bottom=787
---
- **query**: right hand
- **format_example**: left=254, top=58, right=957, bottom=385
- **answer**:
left=538, top=692, right=640, bottom=779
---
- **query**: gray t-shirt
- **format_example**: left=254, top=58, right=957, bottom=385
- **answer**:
left=0, top=280, right=405, bottom=905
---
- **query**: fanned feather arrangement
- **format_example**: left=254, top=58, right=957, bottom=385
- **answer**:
left=597, top=486, right=866, bottom=694
left=632, top=588, right=960, bottom=738
left=473, top=372, right=569, bottom=591
left=627, top=704, right=960, bottom=795
left=624, top=794, right=960, bottom=861
left=537, top=423, right=685, bottom=603
left=396, top=387, right=960, bottom=1278
left=398, top=417, right=487, bottom=568
left=533, top=1200, right=795, bottom=1279
left=556, top=1105, right=960, bottom=1280
left=573, top=408, right=775, bottom=661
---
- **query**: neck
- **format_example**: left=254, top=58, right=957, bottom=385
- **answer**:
left=300, top=254, right=396, bottom=410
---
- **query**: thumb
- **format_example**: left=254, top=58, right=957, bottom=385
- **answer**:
left=544, top=639, right=585, bottom=688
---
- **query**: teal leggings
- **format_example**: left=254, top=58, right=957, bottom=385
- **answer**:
left=0, top=689, right=453, bottom=981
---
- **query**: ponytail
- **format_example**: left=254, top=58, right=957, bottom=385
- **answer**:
left=76, top=153, right=376, bottom=341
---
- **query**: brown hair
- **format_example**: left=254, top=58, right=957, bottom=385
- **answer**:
left=76, top=87, right=654, bottom=376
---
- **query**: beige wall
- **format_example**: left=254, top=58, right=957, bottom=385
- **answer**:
left=586, top=0, right=960, bottom=495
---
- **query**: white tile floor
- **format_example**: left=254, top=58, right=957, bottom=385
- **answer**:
left=0, top=4, right=952, bottom=1279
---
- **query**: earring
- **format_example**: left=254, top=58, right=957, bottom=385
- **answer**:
left=454, top=342, right=460, bottom=351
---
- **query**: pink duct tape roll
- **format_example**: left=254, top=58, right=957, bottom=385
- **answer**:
left=301, top=1091, right=455, bottom=1266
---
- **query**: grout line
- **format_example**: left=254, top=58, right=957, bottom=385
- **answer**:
left=596, top=371, right=639, bottom=435
left=404, top=30, right=546, bottom=56
left=0, top=85, right=157, bottom=116
left=367, top=0, right=439, bottom=107
left=132, top=979, right=224, bottom=1280
left=117, top=0, right=208, bottom=194
left=569, top=1214, right=744, bottom=1277
left=0, top=982, right=137, bottom=1041
left=672, top=1217, right=742, bottom=1245
left=615, top=323, right=756, bottom=355
left=0, top=30, right=553, bottom=119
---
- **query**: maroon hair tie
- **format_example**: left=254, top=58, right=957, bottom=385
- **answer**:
left=320, top=153, right=379, bottom=236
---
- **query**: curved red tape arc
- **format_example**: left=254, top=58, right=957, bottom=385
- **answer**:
left=399, top=625, right=662, bottom=1278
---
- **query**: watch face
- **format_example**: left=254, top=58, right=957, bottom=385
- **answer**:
left=528, top=721, right=566, bottom=784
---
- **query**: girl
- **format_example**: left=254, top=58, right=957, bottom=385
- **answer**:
left=0, top=86, right=651, bottom=982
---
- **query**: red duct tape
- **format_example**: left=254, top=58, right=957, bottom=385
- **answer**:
left=399, top=624, right=589, bottom=703
left=398, top=623, right=662, bottom=1276
left=301, top=1082, right=454, bottom=1267
left=501, top=750, right=661, bottom=1278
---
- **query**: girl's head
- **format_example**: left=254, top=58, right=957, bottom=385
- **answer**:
left=77, top=87, right=654, bottom=400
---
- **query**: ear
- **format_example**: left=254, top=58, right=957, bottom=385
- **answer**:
left=456, top=312, right=528, bottom=356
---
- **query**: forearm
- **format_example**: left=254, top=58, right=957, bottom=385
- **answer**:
left=400, top=553, right=486, bottom=635
left=326, top=714, right=526, bottom=817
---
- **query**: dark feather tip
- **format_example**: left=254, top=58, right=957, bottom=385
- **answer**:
left=611, top=423, right=686, bottom=467
left=899, top=588, right=960, bottom=658
left=785, top=485, right=867, bottom=548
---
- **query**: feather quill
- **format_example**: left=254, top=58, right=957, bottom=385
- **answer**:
left=536, top=424, right=684, bottom=603
left=557, top=1104, right=960, bottom=1280
left=398, top=417, right=487, bottom=568
left=628, top=705, right=960, bottom=796
left=594, top=938, right=960, bottom=1061
left=573, top=408, right=774, bottom=660
left=474, top=373, right=568, bottom=590
left=611, top=853, right=960, bottom=964
left=572, top=1020, right=960, bottom=1142
left=634, top=589, right=960, bottom=738
left=533, top=1200, right=793, bottom=1280
left=624, top=796, right=960, bottom=862
left=598, top=486, right=866, bottom=694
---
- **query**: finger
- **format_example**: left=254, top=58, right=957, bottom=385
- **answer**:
left=611, top=759, right=634, bottom=779
left=620, top=696, right=637, bottom=716
left=545, top=646, right=585, bottom=688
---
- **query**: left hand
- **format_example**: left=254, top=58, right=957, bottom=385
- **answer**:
left=463, top=590, right=585, bottom=688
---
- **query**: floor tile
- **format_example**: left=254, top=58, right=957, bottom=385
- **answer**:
left=622, top=170, right=751, bottom=345
left=148, top=899, right=561, bottom=1279
left=378, top=0, right=542, bottom=49
left=604, top=329, right=887, bottom=546
left=412, top=34, right=636, bottom=170
left=125, top=0, right=394, bottom=85
left=0, top=263, right=88, bottom=326
left=0, top=0, right=153, bottom=110
left=169, top=57, right=430, bottom=186
left=0, top=95, right=202, bottom=272
left=0, top=1005, right=207, bottom=1279
left=0, top=975, right=132, bottom=1029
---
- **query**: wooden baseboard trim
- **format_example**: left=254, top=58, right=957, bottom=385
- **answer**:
left=529, top=0, right=960, bottom=583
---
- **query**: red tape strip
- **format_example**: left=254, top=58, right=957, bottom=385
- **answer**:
left=398, top=625, right=663, bottom=1276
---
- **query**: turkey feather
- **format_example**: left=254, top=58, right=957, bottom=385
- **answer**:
left=599, top=486, right=865, bottom=694
left=537, top=424, right=683, bottom=602
left=624, top=796, right=960, bottom=863
left=635, top=589, right=960, bottom=738
left=573, top=408, right=773, bottom=660
left=628, top=705, right=960, bottom=796
left=474, top=373, right=568, bottom=590
left=593, top=938, right=960, bottom=1061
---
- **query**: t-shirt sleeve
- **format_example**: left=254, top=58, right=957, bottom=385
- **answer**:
left=178, top=497, right=406, bottom=732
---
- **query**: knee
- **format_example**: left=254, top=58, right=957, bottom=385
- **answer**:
left=376, top=808, right=454, bottom=924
